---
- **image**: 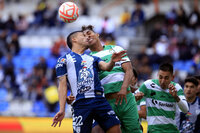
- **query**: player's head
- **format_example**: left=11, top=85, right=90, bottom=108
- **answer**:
left=158, top=62, right=174, bottom=89
left=66, top=31, right=89, bottom=49
left=81, top=25, right=100, bottom=46
left=194, top=75, right=200, bottom=96
left=184, top=77, right=198, bottom=100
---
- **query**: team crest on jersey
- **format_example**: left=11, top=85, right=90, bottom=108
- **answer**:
left=58, top=58, right=66, bottom=64
left=77, top=66, right=93, bottom=94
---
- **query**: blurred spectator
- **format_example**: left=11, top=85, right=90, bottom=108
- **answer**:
left=80, top=0, right=89, bottom=16
left=15, top=14, right=29, bottom=35
left=176, top=5, right=187, bottom=26
left=99, top=16, right=115, bottom=38
left=165, top=6, right=177, bottom=26
left=178, top=37, right=193, bottom=60
left=0, top=15, right=5, bottom=31
left=168, top=37, right=179, bottom=60
left=0, top=0, right=4, bottom=10
left=120, top=8, right=131, bottom=27
left=0, top=30, right=8, bottom=58
left=7, top=33, right=20, bottom=56
left=0, top=64, right=4, bottom=84
left=155, top=35, right=169, bottom=57
left=37, top=57, right=47, bottom=76
left=129, top=3, right=145, bottom=27
left=148, top=22, right=163, bottom=47
left=5, top=15, right=16, bottom=33
left=51, top=35, right=67, bottom=57
left=187, top=5, right=200, bottom=30
left=43, top=4, right=56, bottom=27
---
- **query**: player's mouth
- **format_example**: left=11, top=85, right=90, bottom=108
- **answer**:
left=87, top=38, right=93, bottom=43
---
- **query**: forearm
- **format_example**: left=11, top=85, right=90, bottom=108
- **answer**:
left=99, top=61, right=115, bottom=71
left=177, top=97, right=189, bottom=113
left=58, top=77, right=67, bottom=112
left=121, top=62, right=133, bottom=89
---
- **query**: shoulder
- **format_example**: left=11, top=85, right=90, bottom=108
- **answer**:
left=57, top=54, right=67, bottom=64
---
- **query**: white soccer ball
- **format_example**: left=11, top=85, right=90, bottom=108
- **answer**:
left=58, top=2, right=79, bottom=23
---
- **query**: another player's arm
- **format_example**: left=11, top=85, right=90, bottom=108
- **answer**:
left=169, top=84, right=189, bottom=113
left=138, top=105, right=146, bottom=119
left=52, top=75, right=67, bottom=127
left=115, top=62, right=133, bottom=104
left=99, top=50, right=127, bottom=71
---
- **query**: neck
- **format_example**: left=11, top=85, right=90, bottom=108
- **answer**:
left=90, top=41, right=104, bottom=52
left=72, top=45, right=87, bottom=54
left=187, top=96, right=196, bottom=103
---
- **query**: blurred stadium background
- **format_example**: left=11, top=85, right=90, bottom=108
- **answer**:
left=0, top=0, right=199, bottom=132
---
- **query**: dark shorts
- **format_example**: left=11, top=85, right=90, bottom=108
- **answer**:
left=72, top=97, right=120, bottom=133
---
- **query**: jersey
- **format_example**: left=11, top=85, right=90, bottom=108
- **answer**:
left=90, top=45, right=130, bottom=94
left=139, top=79, right=186, bottom=133
left=55, top=51, right=104, bottom=103
left=177, top=97, right=200, bottom=133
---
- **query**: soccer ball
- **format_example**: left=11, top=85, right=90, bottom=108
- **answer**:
left=58, top=2, right=79, bottom=23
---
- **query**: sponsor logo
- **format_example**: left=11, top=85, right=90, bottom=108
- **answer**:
left=55, top=63, right=63, bottom=69
left=152, top=99, right=174, bottom=108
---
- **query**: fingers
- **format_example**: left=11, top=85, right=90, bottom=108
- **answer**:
left=59, top=121, right=62, bottom=127
left=115, top=95, right=127, bottom=105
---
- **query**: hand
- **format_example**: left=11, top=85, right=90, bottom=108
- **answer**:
left=51, top=111, right=65, bottom=127
left=66, top=96, right=75, bottom=104
left=168, top=84, right=177, bottom=97
left=115, top=89, right=127, bottom=105
left=134, top=92, right=144, bottom=101
left=111, top=50, right=127, bottom=63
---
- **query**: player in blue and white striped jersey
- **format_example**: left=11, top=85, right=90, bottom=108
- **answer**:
left=51, top=31, right=126, bottom=133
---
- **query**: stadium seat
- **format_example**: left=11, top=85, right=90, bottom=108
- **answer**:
left=32, top=100, right=48, bottom=117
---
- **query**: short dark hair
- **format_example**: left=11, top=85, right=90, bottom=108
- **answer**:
left=66, top=31, right=81, bottom=49
left=184, top=77, right=199, bottom=86
left=159, top=62, right=174, bottom=74
left=194, top=75, right=200, bottom=80
left=82, top=25, right=95, bottom=32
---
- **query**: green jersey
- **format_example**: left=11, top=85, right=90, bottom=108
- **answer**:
left=90, top=45, right=130, bottom=94
left=139, top=79, right=185, bottom=133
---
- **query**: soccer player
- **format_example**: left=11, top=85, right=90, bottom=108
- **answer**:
left=82, top=25, right=142, bottom=133
left=194, top=75, right=200, bottom=98
left=176, top=77, right=200, bottom=133
left=130, top=68, right=146, bottom=132
left=51, top=31, right=126, bottom=133
left=137, top=62, right=189, bottom=133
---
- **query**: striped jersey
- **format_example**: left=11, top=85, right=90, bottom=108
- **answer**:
left=90, top=45, right=130, bottom=94
left=139, top=79, right=186, bottom=133
left=55, top=51, right=104, bottom=103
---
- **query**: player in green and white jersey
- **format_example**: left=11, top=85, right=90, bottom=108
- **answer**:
left=82, top=25, right=142, bottom=133
left=137, top=63, right=189, bottom=133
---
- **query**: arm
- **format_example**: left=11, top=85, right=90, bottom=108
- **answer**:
left=115, top=62, right=133, bottom=104
left=138, top=105, right=146, bottom=119
left=99, top=50, right=127, bottom=71
left=52, top=75, right=67, bottom=127
left=169, top=84, right=189, bottom=113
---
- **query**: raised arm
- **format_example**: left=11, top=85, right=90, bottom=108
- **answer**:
left=52, top=75, right=67, bottom=127
left=99, top=50, right=127, bottom=71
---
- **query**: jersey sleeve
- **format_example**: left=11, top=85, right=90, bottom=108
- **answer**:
left=113, top=46, right=130, bottom=63
left=55, top=57, right=67, bottom=77
left=139, top=82, right=147, bottom=96
left=175, top=83, right=186, bottom=100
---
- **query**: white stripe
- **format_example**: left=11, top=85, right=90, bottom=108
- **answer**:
left=147, top=116, right=176, bottom=125
left=66, top=54, right=78, bottom=97
left=92, top=49, right=111, bottom=58
left=146, top=98, right=176, bottom=111
left=144, top=80, right=162, bottom=92
left=101, top=72, right=124, bottom=85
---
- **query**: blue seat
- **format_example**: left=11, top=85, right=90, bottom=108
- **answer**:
left=32, top=100, right=48, bottom=117
left=0, top=88, right=7, bottom=101
left=0, top=101, right=9, bottom=112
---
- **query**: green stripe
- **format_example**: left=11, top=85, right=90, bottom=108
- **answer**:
left=99, top=67, right=124, bottom=80
left=148, top=107, right=175, bottom=119
left=146, top=89, right=176, bottom=102
left=148, top=124, right=179, bottom=133
left=103, top=81, right=130, bottom=94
